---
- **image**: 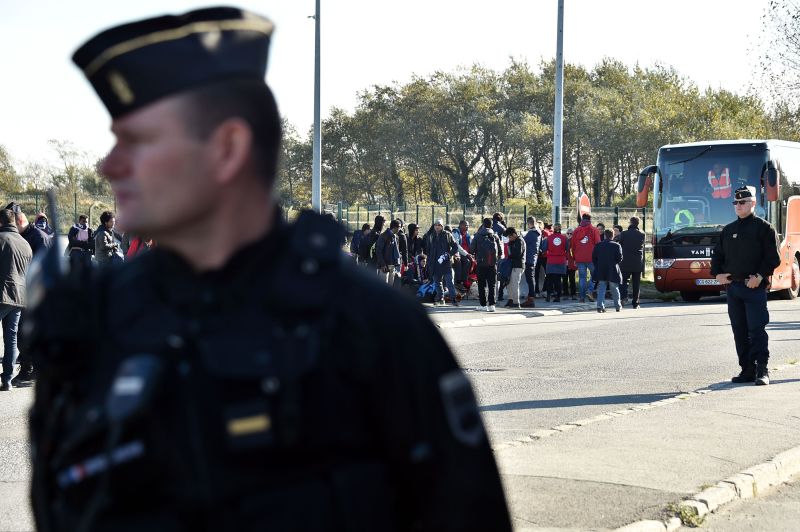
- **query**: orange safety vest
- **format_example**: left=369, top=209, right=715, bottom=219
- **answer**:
left=708, top=168, right=732, bottom=199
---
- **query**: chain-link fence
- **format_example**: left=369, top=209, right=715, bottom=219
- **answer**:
left=312, top=203, right=651, bottom=236
left=3, top=191, right=116, bottom=234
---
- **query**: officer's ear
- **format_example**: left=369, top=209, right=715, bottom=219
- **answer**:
left=206, top=117, right=254, bottom=186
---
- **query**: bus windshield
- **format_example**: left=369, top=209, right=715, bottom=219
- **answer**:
left=654, top=146, right=768, bottom=240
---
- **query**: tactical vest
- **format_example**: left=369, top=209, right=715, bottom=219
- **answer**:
left=31, top=212, right=403, bottom=532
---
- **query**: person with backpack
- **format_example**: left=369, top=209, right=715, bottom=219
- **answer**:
left=470, top=218, right=502, bottom=312
left=358, top=215, right=384, bottom=269
left=571, top=213, right=601, bottom=303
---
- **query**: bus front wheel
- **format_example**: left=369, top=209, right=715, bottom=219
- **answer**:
left=780, top=255, right=800, bottom=300
left=680, top=291, right=702, bottom=302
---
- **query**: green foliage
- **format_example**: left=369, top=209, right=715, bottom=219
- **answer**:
left=279, top=58, right=779, bottom=209
left=0, top=144, right=22, bottom=193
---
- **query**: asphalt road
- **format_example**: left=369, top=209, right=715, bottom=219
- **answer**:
left=1, top=296, right=798, bottom=531
left=439, top=296, right=800, bottom=446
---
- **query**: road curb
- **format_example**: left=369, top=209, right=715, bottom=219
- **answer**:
left=613, top=444, right=800, bottom=531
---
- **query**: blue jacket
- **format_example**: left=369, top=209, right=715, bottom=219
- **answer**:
left=591, top=239, right=623, bottom=284
left=523, top=228, right=541, bottom=265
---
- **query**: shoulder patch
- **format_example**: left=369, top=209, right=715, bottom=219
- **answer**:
left=439, top=370, right=485, bottom=447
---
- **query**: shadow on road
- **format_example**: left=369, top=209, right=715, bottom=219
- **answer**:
left=480, top=392, right=677, bottom=412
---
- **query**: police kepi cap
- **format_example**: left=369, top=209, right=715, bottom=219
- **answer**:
left=72, top=6, right=274, bottom=118
left=734, top=186, right=756, bottom=201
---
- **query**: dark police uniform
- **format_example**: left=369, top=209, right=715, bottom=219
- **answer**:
left=27, top=7, right=510, bottom=532
left=710, top=186, right=781, bottom=384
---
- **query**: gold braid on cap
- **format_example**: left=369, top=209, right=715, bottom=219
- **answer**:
left=83, top=18, right=274, bottom=77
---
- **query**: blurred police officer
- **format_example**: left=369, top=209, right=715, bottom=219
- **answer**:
left=711, top=186, right=781, bottom=385
left=27, top=7, right=510, bottom=531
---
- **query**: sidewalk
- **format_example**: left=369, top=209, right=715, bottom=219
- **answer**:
left=493, top=363, right=800, bottom=531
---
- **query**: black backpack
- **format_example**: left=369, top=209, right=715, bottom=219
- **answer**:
left=475, top=233, right=498, bottom=267
left=359, top=231, right=380, bottom=264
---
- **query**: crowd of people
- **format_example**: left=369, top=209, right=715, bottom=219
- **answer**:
left=0, top=203, right=155, bottom=391
left=349, top=211, right=646, bottom=313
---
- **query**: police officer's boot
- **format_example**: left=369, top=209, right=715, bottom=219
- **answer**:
left=755, top=365, right=770, bottom=386
left=731, top=366, right=756, bottom=383
left=11, top=363, right=35, bottom=386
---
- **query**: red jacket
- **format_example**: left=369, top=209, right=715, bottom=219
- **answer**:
left=545, top=232, right=568, bottom=265
left=570, top=221, right=600, bottom=263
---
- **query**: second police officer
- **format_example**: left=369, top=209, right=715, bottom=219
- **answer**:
left=711, top=185, right=781, bottom=386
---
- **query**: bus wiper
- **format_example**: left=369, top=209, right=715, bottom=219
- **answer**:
left=667, top=146, right=712, bottom=166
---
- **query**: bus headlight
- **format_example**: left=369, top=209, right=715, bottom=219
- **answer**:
left=654, top=258, right=676, bottom=269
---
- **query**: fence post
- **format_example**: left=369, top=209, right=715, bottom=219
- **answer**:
left=613, top=206, right=619, bottom=227
left=377, top=203, right=381, bottom=216
left=463, top=203, right=467, bottom=224
left=431, top=205, right=435, bottom=225
left=34, top=192, right=39, bottom=213
left=445, top=205, right=449, bottom=227
left=416, top=204, right=420, bottom=225
left=523, top=205, right=527, bottom=229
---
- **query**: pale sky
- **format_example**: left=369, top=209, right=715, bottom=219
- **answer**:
left=0, top=0, right=769, bottom=167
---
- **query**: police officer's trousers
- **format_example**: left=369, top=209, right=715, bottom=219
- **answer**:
left=726, top=282, right=770, bottom=369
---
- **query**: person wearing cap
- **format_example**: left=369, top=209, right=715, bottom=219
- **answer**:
left=26, top=7, right=510, bottom=531
left=711, top=185, right=781, bottom=386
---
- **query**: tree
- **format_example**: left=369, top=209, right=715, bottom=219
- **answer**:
left=757, top=0, right=800, bottom=105
left=0, top=144, right=23, bottom=193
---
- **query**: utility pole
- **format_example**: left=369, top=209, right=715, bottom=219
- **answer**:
left=311, top=0, right=322, bottom=212
left=551, top=0, right=564, bottom=224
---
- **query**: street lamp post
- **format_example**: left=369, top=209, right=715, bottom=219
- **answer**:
left=311, top=0, right=322, bottom=212
left=552, top=0, right=565, bottom=225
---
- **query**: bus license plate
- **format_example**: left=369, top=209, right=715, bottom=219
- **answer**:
left=696, top=279, right=720, bottom=286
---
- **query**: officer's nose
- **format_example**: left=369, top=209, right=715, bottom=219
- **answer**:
left=100, top=144, right=129, bottom=182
